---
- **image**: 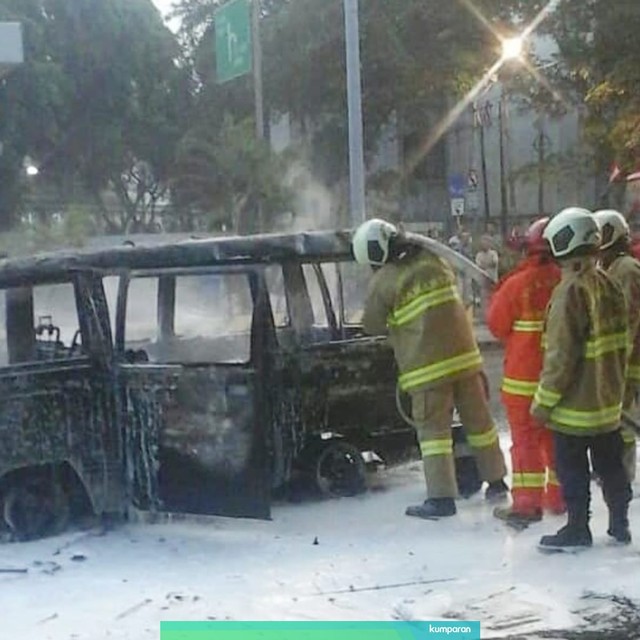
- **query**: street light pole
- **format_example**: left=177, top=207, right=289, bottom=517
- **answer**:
left=479, top=117, right=491, bottom=222
left=344, top=0, right=366, bottom=227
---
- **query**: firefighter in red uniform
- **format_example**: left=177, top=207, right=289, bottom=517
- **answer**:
left=487, top=218, right=565, bottom=526
left=631, top=233, right=640, bottom=261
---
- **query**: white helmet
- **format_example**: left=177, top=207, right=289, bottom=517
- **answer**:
left=593, top=209, right=630, bottom=250
left=543, top=207, right=601, bottom=258
left=352, top=218, right=398, bottom=266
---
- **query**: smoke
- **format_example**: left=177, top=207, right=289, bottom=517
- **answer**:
left=276, top=161, right=342, bottom=232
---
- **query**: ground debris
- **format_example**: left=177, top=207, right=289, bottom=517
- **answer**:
left=37, top=613, right=59, bottom=625
left=311, top=577, right=456, bottom=596
left=33, top=560, right=61, bottom=575
left=0, top=567, right=28, bottom=574
left=490, top=593, right=640, bottom=640
left=115, top=598, right=153, bottom=620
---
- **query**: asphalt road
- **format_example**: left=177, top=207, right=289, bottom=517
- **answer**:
left=479, top=341, right=506, bottom=427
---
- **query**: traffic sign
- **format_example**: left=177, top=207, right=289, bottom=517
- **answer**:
left=448, top=174, right=465, bottom=199
left=466, top=191, right=480, bottom=211
left=215, top=0, right=252, bottom=84
left=451, top=198, right=465, bottom=217
left=0, top=22, right=23, bottom=78
left=468, top=169, right=479, bottom=191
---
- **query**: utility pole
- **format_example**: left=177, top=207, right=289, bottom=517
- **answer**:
left=344, top=0, right=366, bottom=227
left=251, top=0, right=265, bottom=232
left=535, top=115, right=547, bottom=215
left=498, top=92, right=509, bottom=236
left=252, top=0, right=264, bottom=140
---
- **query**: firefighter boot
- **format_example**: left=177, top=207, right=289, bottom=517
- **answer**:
left=603, top=483, right=632, bottom=544
left=485, top=479, right=509, bottom=503
left=493, top=505, right=542, bottom=527
left=539, top=506, right=593, bottom=550
left=405, top=498, right=457, bottom=519
left=607, top=501, right=632, bottom=545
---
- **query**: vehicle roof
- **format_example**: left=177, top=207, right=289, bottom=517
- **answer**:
left=0, top=230, right=355, bottom=288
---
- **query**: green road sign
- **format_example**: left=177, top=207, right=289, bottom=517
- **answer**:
left=215, top=0, right=252, bottom=84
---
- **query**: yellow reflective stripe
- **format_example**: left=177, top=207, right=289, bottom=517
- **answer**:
left=628, top=364, right=640, bottom=382
left=389, top=285, right=458, bottom=327
left=467, top=426, right=499, bottom=449
left=547, top=470, right=560, bottom=486
left=513, top=320, right=544, bottom=333
left=534, top=385, right=562, bottom=408
left=502, top=378, right=539, bottom=397
left=512, top=472, right=546, bottom=489
left=584, top=332, right=628, bottom=359
left=420, top=439, right=453, bottom=457
left=551, top=403, right=622, bottom=428
left=399, top=350, right=482, bottom=391
left=622, top=429, right=636, bottom=445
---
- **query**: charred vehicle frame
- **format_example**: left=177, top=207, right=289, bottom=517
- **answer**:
left=0, top=231, right=425, bottom=538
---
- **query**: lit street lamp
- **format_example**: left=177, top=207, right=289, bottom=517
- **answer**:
left=25, top=164, right=39, bottom=177
left=501, top=36, right=524, bottom=61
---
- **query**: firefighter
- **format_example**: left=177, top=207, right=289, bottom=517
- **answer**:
left=593, top=209, right=640, bottom=483
left=487, top=218, right=565, bottom=527
left=533, top=207, right=631, bottom=549
left=352, top=219, right=508, bottom=519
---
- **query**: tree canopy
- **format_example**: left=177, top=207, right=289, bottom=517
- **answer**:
left=3, top=0, right=640, bottom=235
left=0, top=0, right=188, bottom=231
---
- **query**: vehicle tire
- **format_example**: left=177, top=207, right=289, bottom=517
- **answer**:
left=3, top=480, right=70, bottom=542
left=314, top=441, right=367, bottom=498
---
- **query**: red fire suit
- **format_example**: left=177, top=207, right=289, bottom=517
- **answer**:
left=487, top=255, right=564, bottom=514
left=631, top=236, right=640, bottom=261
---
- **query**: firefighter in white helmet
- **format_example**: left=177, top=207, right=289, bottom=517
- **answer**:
left=593, top=209, right=640, bottom=483
left=352, top=219, right=508, bottom=519
left=533, top=207, right=631, bottom=550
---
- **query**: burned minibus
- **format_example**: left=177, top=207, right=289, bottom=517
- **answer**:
left=0, top=232, right=417, bottom=539
left=0, top=230, right=492, bottom=540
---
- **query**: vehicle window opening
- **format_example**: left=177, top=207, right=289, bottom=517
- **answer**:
left=301, top=263, right=338, bottom=343
left=123, top=272, right=254, bottom=364
left=4, top=283, right=84, bottom=364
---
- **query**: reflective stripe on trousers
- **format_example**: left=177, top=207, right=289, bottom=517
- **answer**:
left=502, top=378, right=538, bottom=397
left=420, top=438, right=453, bottom=457
left=511, top=471, right=546, bottom=489
left=512, top=320, right=544, bottom=333
left=466, top=426, right=499, bottom=449
left=399, top=349, right=483, bottom=392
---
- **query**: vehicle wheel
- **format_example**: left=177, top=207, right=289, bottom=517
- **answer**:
left=3, top=480, right=70, bottom=542
left=314, top=441, right=367, bottom=498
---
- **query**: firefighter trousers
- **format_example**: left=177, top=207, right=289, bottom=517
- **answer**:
left=553, top=430, right=631, bottom=522
left=504, top=398, right=564, bottom=514
left=411, top=373, right=507, bottom=499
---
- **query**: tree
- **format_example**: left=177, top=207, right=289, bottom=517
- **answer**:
left=513, top=0, right=640, bottom=173
left=172, top=115, right=293, bottom=233
left=171, top=0, right=525, bottom=228
left=0, top=0, right=189, bottom=231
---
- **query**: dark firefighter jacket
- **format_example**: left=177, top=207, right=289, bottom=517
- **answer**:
left=607, top=253, right=640, bottom=390
left=362, top=249, right=482, bottom=393
left=531, top=259, right=629, bottom=435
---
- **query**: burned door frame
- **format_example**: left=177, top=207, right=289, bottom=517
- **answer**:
left=0, top=270, right=124, bottom=539
left=113, top=265, right=277, bottom=519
